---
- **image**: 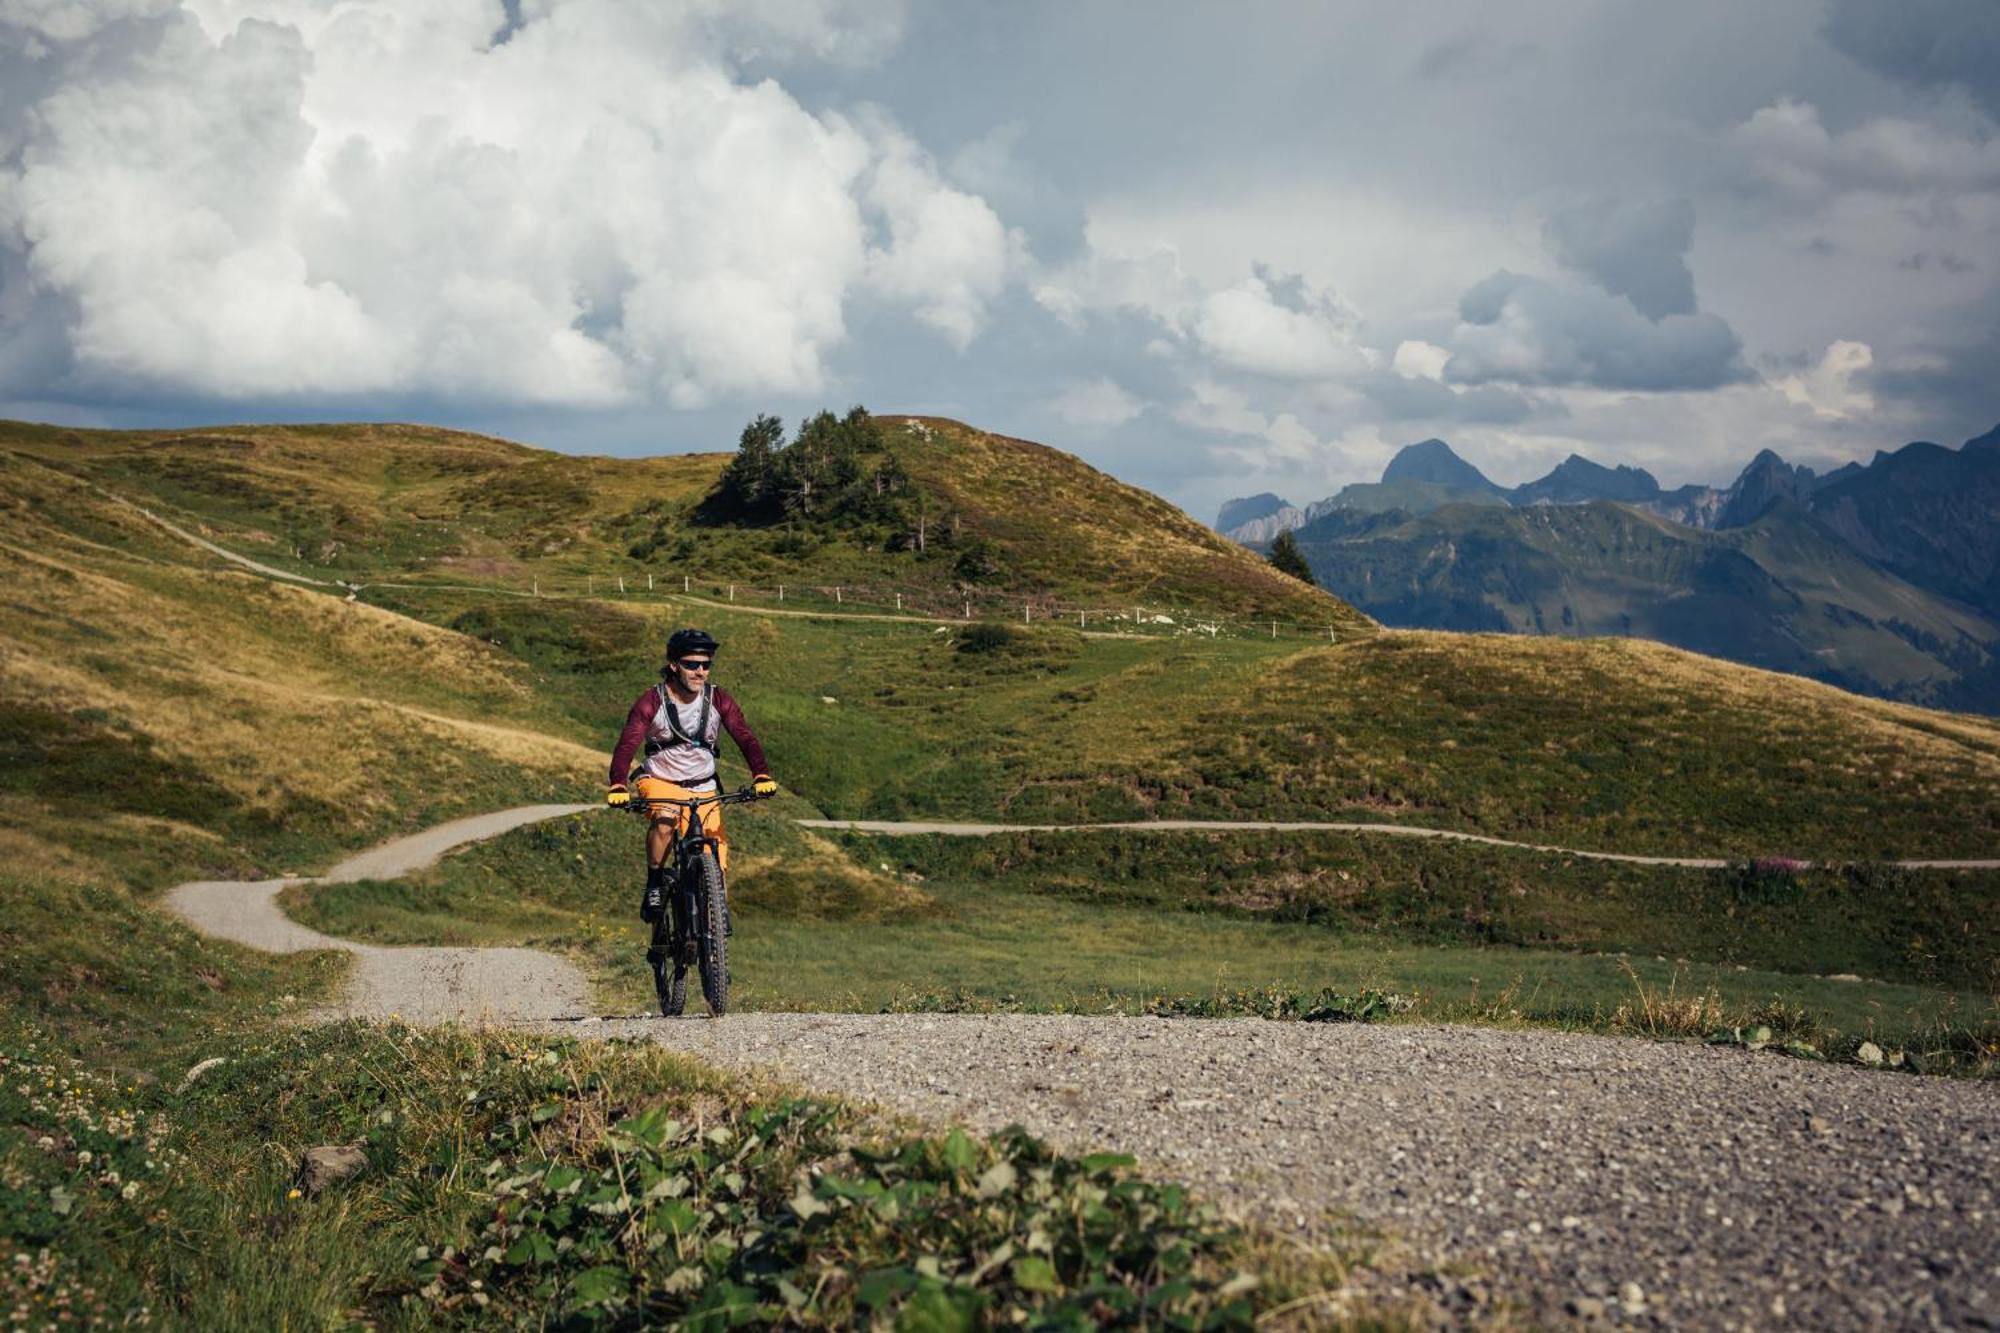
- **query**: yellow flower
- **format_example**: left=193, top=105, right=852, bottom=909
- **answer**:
left=286, top=1188, right=302, bottom=1200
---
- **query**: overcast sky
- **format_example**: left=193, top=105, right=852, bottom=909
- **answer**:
left=3, top=1, right=1996, bottom=518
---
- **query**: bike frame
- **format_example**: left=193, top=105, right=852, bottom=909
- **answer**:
left=627, top=786, right=761, bottom=953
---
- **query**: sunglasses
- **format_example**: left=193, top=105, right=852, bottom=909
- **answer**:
left=675, top=659, right=713, bottom=672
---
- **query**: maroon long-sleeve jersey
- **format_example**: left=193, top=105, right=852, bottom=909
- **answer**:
left=609, top=683, right=769, bottom=786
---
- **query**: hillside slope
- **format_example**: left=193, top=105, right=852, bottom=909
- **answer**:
left=0, top=446, right=595, bottom=884
left=1288, top=498, right=2000, bottom=710
left=3, top=415, right=1367, bottom=632
left=9, top=415, right=1997, bottom=860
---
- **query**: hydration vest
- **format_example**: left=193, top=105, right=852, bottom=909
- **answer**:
left=643, top=683, right=718, bottom=784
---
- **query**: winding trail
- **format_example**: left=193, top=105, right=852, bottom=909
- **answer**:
left=168, top=804, right=595, bottom=1024
left=803, top=818, right=2000, bottom=870
left=166, top=804, right=2000, bottom=1330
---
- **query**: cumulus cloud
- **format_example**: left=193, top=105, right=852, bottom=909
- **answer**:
left=1051, top=375, right=1142, bottom=429
left=1732, top=98, right=2000, bottom=201
left=1190, top=269, right=1375, bottom=379
left=1031, top=230, right=1196, bottom=330
left=0, top=0, right=1010, bottom=407
left=1773, top=339, right=1875, bottom=419
left=1392, top=339, right=1449, bottom=380
left=1444, top=270, right=1748, bottom=392
left=1035, top=239, right=1377, bottom=386
left=1171, top=376, right=1319, bottom=465
left=859, top=116, right=1018, bottom=350
left=1542, top=195, right=1696, bottom=320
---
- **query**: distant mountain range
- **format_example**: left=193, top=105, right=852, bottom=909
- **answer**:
left=1218, top=427, right=2000, bottom=712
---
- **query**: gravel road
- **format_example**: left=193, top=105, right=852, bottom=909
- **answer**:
left=169, top=804, right=2000, bottom=1329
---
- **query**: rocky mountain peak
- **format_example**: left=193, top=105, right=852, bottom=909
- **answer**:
left=1381, top=438, right=1500, bottom=493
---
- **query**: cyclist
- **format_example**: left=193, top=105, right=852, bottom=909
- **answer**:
left=606, top=627, right=777, bottom=921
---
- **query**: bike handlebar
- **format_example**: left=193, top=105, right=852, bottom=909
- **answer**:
left=622, top=786, right=768, bottom=815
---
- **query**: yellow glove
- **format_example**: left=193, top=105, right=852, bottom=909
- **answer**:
left=605, top=786, right=631, bottom=808
left=752, top=775, right=778, bottom=798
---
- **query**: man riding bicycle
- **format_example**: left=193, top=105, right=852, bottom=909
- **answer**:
left=606, top=627, right=776, bottom=921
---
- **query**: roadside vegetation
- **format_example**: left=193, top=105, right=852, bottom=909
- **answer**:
left=7, top=1018, right=1380, bottom=1329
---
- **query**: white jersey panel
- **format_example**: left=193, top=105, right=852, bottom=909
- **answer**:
left=642, top=686, right=720, bottom=785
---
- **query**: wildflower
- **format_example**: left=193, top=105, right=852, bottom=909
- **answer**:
left=286, top=1188, right=302, bottom=1200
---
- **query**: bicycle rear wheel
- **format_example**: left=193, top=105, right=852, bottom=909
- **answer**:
left=648, top=913, right=686, bottom=1017
left=692, top=849, right=728, bottom=1016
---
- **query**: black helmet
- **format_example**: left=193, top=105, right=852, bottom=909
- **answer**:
left=665, top=627, right=718, bottom=661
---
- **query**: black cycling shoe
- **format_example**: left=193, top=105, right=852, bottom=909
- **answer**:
left=640, top=867, right=666, bottom=923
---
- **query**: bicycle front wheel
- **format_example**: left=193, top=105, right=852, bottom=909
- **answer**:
left=693, top=849, right=729, bottom=1016
left=648, top=912, right=686, bottom=1017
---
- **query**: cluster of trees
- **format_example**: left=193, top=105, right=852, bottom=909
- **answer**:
left=717, top=407, right=914, bottom=528
left=709, top=407, right=995, bottom=578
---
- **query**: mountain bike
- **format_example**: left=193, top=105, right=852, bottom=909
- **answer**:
left=626, top=786, right=766, bottom=1017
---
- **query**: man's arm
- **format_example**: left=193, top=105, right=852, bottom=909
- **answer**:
left=608, top=689, right=654, bottom=786
left=713, top=689, right=770, bottom=779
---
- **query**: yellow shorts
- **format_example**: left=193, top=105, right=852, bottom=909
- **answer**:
left=635, top=777, right=729, bottom=872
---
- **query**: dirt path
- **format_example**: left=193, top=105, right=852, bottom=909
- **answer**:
left=802, top=818, right=2000, bottom=870
left=167, top=804, right=595, bottom=1024
left=113, top=494, right=339, bottom=587
left=168, top=803, right=2000, bottom=1330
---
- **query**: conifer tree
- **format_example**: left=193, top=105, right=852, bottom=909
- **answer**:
left=1268, top=529, right=1316, bottom=585
left=720, top=414, right=784, bottom=513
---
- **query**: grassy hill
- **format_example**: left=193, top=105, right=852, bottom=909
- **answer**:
left=3, top=415, right=1362, bottom=631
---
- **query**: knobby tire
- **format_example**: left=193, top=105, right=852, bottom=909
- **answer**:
left=649, top=912, right=686, bottom=1017
left=694, top=849, right=728, bottom=1016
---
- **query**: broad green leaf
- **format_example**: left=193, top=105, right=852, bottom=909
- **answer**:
left=857, top=1265, right=918, bottom=1308
left=974, top=1161, right=1017, bottom=1200
left=568, top=1265, right=628, bottom=1306
left=939, top=1127, right=976, bottom=1174
left=1009, top=1256, right=1059, bottom=1294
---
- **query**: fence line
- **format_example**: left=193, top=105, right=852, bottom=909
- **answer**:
left=351, top=569, right=1369, bottom=644
left=111, top=482, right=1366, bottom=644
